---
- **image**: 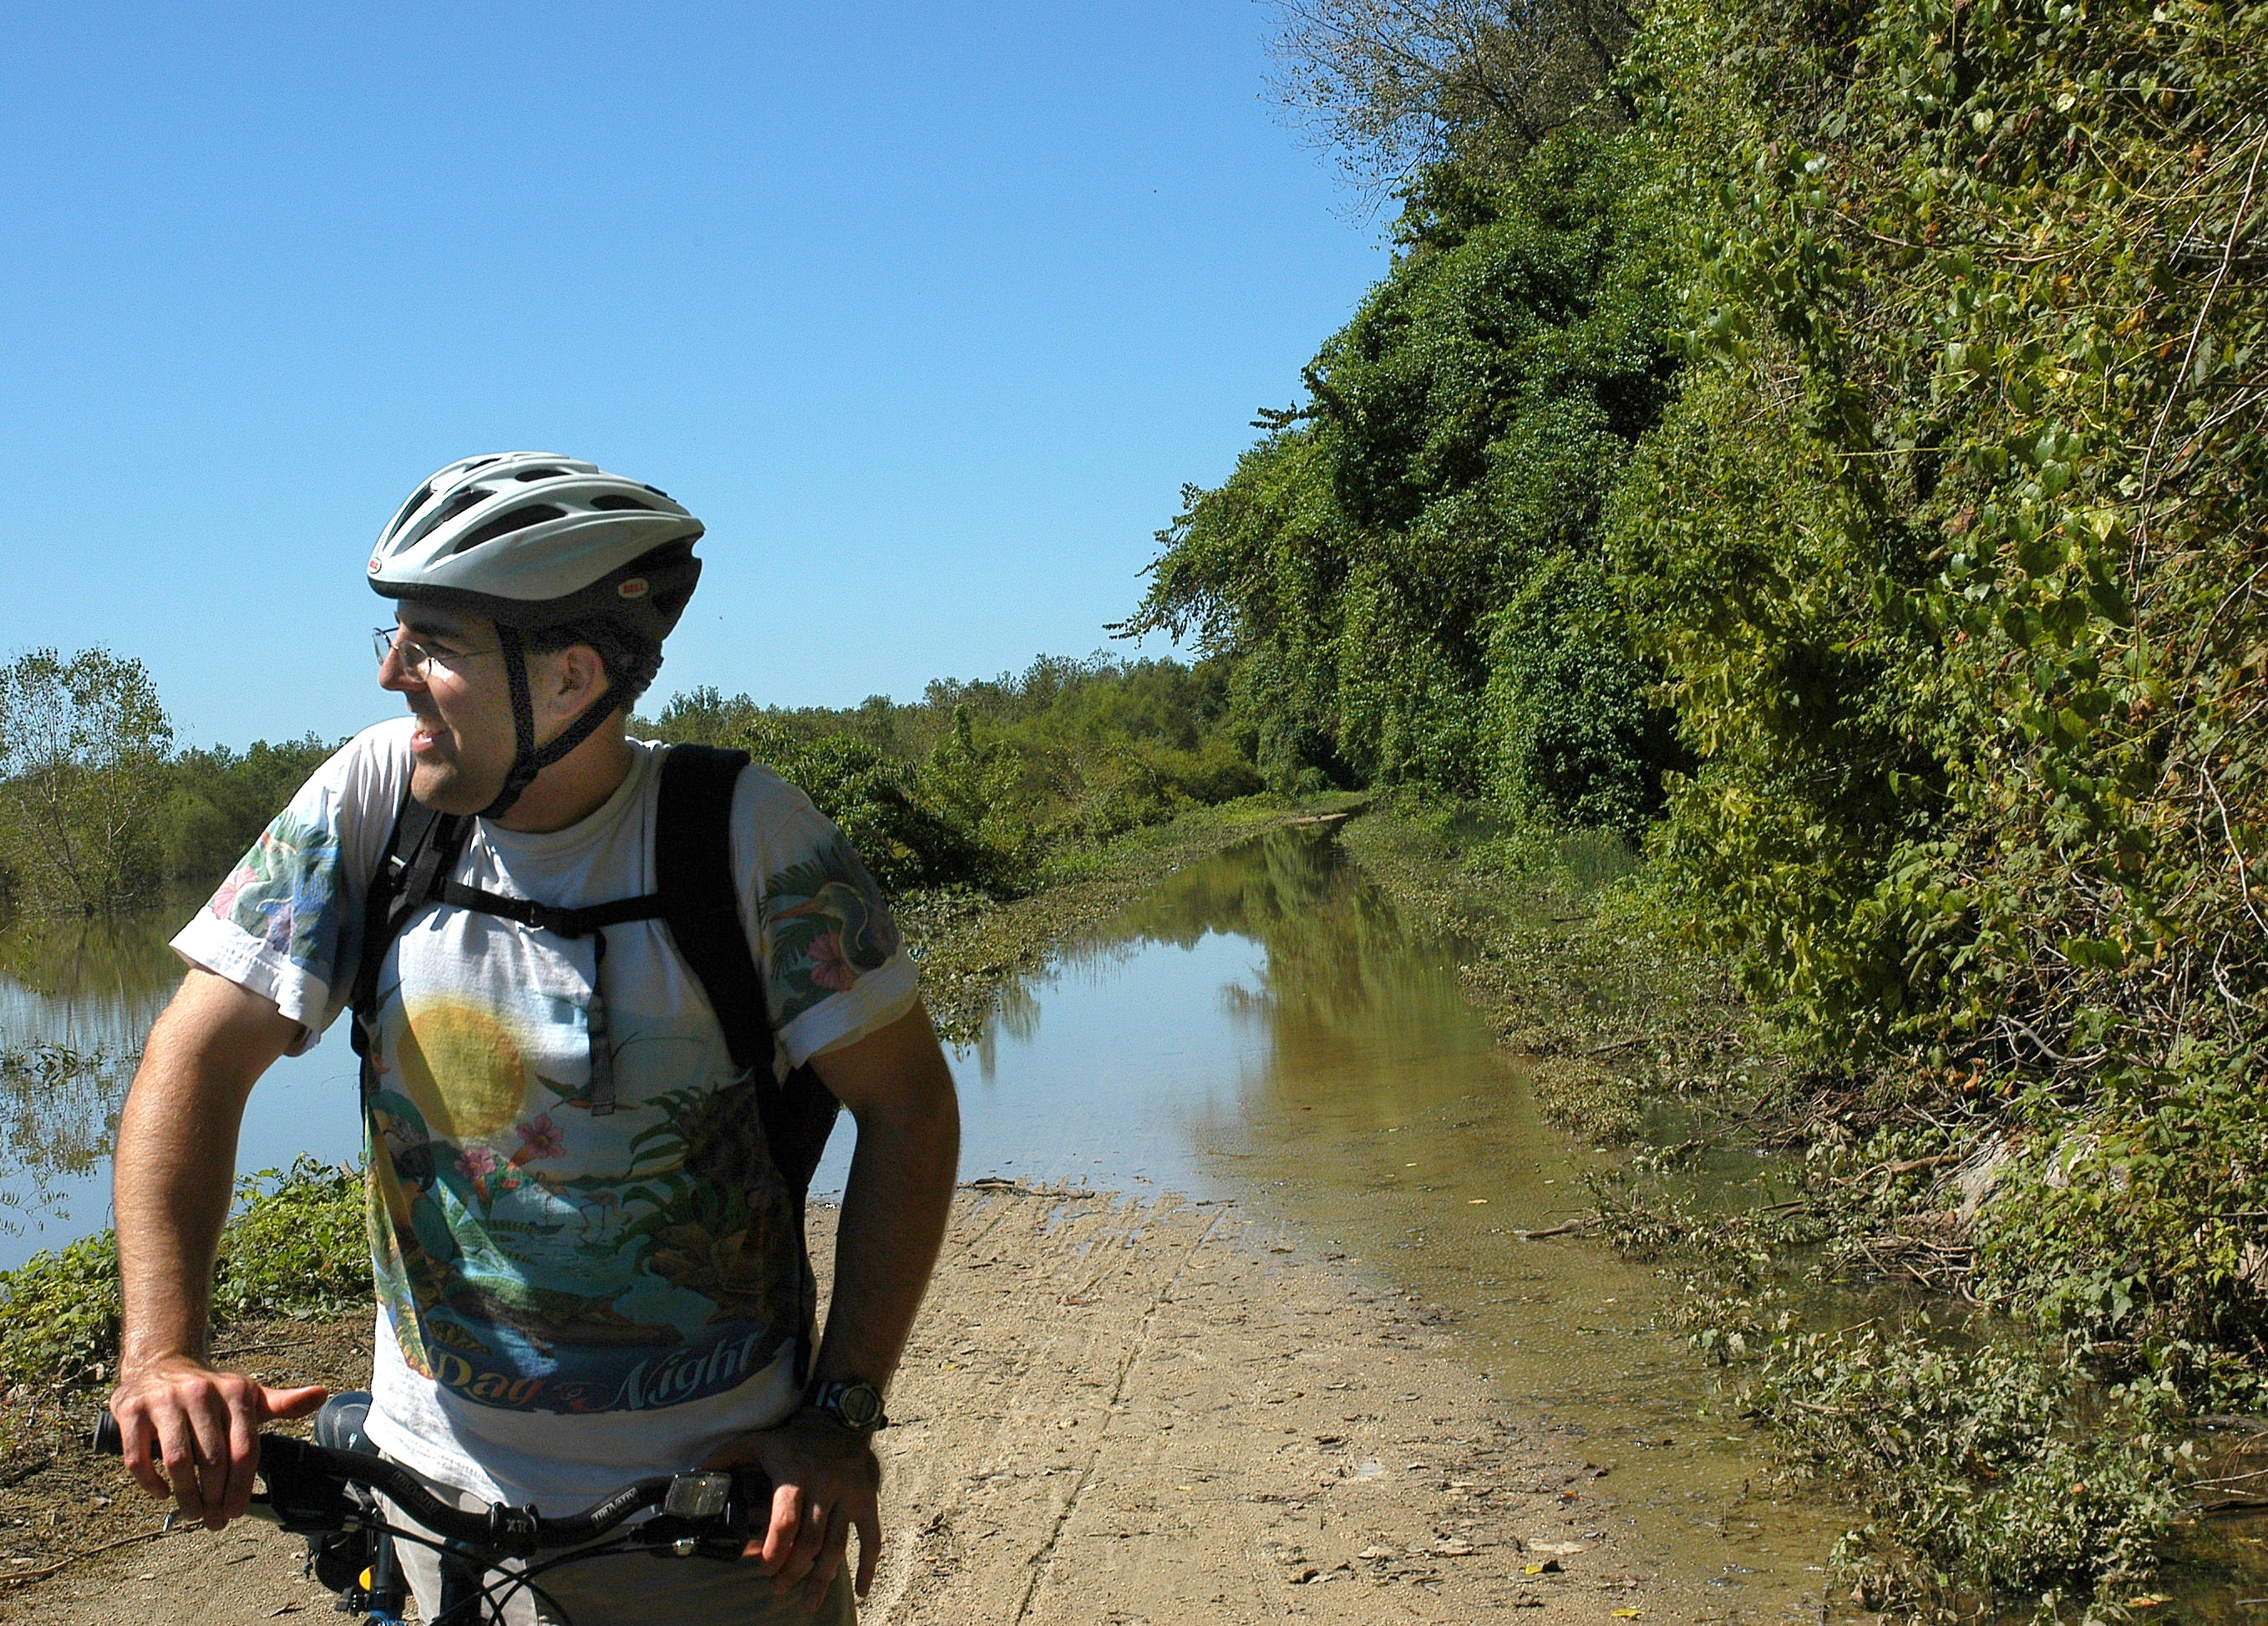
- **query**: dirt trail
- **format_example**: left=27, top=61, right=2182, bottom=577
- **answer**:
left=14, top=1187, right=1664, bottom=1624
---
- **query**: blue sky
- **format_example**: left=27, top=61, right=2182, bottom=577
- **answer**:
left=1, top=2, right=1383, bottom=748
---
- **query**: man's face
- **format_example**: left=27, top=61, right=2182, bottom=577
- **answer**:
left=377, top=607, right=518, bottom=814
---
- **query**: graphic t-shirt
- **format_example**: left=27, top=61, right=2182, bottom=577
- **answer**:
left=171, top=719, right=918, bottom=1508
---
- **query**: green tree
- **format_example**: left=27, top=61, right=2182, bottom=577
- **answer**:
left=1128, top=125, right=1682, bottom=816
left=0, top=649, right=175, bottom=914
left=161, top=734, right=340, bottom=891
left=642, top=656, right=1259, bottom=891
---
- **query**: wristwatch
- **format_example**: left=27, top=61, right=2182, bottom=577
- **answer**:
left=804, top=1378, right=889, bottom=1435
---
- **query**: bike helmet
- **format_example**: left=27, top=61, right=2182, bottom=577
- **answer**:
left=368, top=452, right=705, bottom=818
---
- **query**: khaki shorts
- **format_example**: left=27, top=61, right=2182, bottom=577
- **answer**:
left=377, top=1473, right=857, bottom=1626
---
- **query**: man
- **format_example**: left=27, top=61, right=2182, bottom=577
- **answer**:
left=107, top=453, right=960, bottom=1623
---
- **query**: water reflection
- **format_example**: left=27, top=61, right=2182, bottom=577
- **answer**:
left=0, top=1044, right=134, bottom=1229
left=0, top=900, right=195, bottom=1238
left=926, top=829, right=1846, bottom=1618
left=0, top=888, right=363, bottom=1265
left=0, top=892, right=192, bottom=1051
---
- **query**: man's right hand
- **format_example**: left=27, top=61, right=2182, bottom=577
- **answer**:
left=108, top=1358, right=327, bottom=1531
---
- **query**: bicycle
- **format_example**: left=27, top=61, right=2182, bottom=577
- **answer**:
left=94, top=1393, right=773, bottom=1625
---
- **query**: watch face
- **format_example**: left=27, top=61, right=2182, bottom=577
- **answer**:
left=838, top=1383, right=885, bottom=1430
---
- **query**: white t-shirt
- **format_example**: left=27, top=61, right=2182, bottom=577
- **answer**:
left=171, top=719, right=919, bottom=1509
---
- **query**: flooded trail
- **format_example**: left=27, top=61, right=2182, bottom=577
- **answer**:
left=863, top=826, right=1851, bottom=1616
left=2, top=828, right=1859, bottom=1618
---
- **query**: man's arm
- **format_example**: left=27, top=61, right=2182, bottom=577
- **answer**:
left=704, top=1000, right=960, bottom=1608
left=108, top=968, right=331, bottom=1530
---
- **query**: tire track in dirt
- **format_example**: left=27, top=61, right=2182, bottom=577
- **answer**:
left=1002, top=1201, right=1230, bottom=1625
left=23, top=1188, right=1672, bottom=1624
left=865, top=1189, right=1666, bottom=1625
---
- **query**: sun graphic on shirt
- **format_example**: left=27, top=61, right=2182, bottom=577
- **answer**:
left=395, top=1000, right=530, bottom=1143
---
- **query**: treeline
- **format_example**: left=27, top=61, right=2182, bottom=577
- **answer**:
left=1146, top=0, right=2266, bottom=1607
left=0, top=648, right=337, bottom=916
left=635, top=652, right=1258, bottom=891
left=0, top=647, right=1259, bottom=917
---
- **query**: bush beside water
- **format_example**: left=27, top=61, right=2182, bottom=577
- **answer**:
left=0, top=1158, right=367, bottom=1415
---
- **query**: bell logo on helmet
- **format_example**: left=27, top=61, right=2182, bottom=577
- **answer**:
left=368, top=557, right=382, bottom=574
left=617, top=578, right=650, bottom=599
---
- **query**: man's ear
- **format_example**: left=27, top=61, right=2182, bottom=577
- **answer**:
left=542, top=643, right=610, bottom=714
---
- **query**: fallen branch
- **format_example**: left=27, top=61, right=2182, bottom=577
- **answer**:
left=958, top=1177, right=1102, bottom=1199
left=2194, top=1491, right=2268, bottom=1516
left=1831, top=1151, right=1965, bottom=1186
left=1514, top=1219, right=1597, bottom=1241
left=1581, top=1035, right=1646, bottom=1059
left=0, top=1524, right=181, bottom=1589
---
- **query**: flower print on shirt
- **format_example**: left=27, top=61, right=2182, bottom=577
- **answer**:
left=210, top=809, right=345, bottom=980
left=804, top=931, right=856, bottom=993
left=515, top=1115, right=564, bottom=1161
left=762, top=833, right=901, bottom=1027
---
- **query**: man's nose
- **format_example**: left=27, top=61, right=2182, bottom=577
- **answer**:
left=375, top=638, right=424, bottom=694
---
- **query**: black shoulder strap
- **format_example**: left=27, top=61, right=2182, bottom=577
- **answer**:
left=655, top=746, right=770, bottom=1075
left=655, top=745, right=843, bottom=1205
left=348, top=791, right=472, bottom=1100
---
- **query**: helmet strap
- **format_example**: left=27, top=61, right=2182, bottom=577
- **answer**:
left=476, top=625, right=622, bottom=821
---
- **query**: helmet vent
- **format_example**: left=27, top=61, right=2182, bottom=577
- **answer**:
left=587, top=495, right=656, bottom=511
left=514, top=468, right=568, bottom=482
left=404, top=487, right=491, bottom=546
left=381, top=482, right=434, bottom=545
left=452, top=504, right=566, bottom=552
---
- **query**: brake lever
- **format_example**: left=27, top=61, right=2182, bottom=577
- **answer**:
left=251, top=1436, right=363, bottom=1535
left=632, top=1467, right=772, bottom=1561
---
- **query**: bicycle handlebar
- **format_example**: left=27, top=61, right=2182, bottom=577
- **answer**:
left=92, top=1410, right=763, bottom=1557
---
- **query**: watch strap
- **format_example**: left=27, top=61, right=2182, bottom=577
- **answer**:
left=804, top=1378, right=888, bottom=1434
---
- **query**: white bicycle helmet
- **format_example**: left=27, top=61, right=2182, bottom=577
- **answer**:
left=368, top=452, right=706, bottom=817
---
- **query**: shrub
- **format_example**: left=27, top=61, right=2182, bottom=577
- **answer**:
left=0, top=1156, right=368, bottom=1394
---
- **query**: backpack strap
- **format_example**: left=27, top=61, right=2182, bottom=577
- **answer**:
left=655, top=744, right=844, bottom=1380
left=654, top=746, right=770, bottom=1075
left=348, top=791, right=472, bottom=1107
left=425, top=881, right=664, bottom=941
left=653, top=745, right=845, bottom=1213
left=348, top=790, right=672, bottom=1120
left=348, top=749, right=845, bottom=1207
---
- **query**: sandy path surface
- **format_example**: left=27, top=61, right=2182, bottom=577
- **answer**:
left=15, top=1187, right=1662, bottom=1624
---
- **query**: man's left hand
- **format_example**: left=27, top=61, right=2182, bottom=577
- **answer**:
left=703, top=1410, right=881, bottom=1611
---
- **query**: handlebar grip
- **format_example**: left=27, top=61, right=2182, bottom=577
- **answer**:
left=91, top=1410, right=739, bottom=1555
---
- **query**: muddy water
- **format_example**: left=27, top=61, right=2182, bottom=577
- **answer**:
left=875, top=826, right=1851, bottom=1619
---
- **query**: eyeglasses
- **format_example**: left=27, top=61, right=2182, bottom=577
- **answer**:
left=373, top=626, right=490, bottom=682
